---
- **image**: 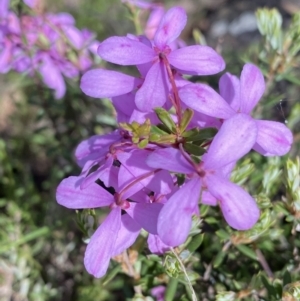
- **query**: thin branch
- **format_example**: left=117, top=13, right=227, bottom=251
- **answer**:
left=170, top=248, right=198, bottom=301
left=255, top=248, right=274, bottom=278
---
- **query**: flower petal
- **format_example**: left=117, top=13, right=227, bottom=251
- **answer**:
left=157, top=178, right=201, bottom=246
left=75, top=131, right=121, bottom=167
left=80, top=156, right=114, bottom=189
left=111, top=214, right=141, bottom=257
left=135, top=61, right=169, bottom=112
left=118, top=150, right=173, bottom=198
left=80, top=69, right=142, bottom=98
left=39, top=56, right=66, bottom=99
left=219, top=72, right=241, bottom=111
left=145, top=6, right=165, bottom=40
left=206, top=174, right=260, bottom=230
left=203, top=113, right=257, bottom=170
left=201, top=190, right=217, bottom=206
left=0, top=0, right=9, bottom=18
left=84, top=208, right=121, bottom=278
left=97, top=36, right=155, bottom=65
left=240, top=63, right=265, bottom=114
left=179, top=83, right=235, bottom=119
left=125, top=202, right=163, bottom=234
left=146, top=148, right=194, bottom=174
left=148, top=234, right=171, bottom=254
left=253, top=120, right=293, bottom=156
left=168, top=45, right=225, bottom=75
left=154, top=6, right=187, bottom=48
left=56, top=176, right=113, bottom=209
left=112, top=92, right=137, bottom=116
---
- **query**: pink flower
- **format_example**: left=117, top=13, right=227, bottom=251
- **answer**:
left=97, top=6, right=225, bottom=112
left=56, top=173, right=165, bottom=278
left=146, top=113, right=260, bottom=246
left=179, top=63, right=293, bottom=156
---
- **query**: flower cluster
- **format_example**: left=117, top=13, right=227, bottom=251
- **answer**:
left=0, top=0, right=99, bottom=98
left=56, top=6, right=293, bottom=278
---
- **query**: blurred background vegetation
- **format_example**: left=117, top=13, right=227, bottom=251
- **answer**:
left=0, top=0, right=300, bottom=300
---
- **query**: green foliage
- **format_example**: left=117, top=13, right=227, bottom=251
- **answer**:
left=0, top=2, right=299, bottom=301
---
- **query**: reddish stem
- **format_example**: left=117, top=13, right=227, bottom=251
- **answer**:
left=160, top=53, right=182, bottom=124
left=117, top=169, right=162, bottom=203
left=178, top=143, right=198, bottom=170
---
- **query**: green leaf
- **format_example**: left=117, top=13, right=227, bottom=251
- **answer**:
left=183, top=127, right=217, bottom=142
left=156, top=134, right=177, bottom=144
left=102, top=265, right=122, bottom=286
left=213, top=250, right=227, bottom=268
left=183, top=143, right=206, bottom=156
left=180, top=108, right=194, bottom=133
left=216, top=230, right=231, bottom=240
left=235, top=245, right=257, bottom=261
left=260, top=274, right=278, bottom=298
left=186, top=233, right=204, bottom=253
left=151, top=125, right=169, bottom=135
left=165, top=278, right=178, bottom=301
left=138, top=138, right=148, bottom=148
left=154, top=108, right=177, bottom=133
left=283, top=270, right=292, bottom=286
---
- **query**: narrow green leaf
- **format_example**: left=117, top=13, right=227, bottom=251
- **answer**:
left=184, top=128, right=217, bottom=142
left=187, top=233, right=204, bottom=253
left=102, top=265, right=122, bottom=286
left=154, top=108, right=177, bottom=133
left=151, top=125, right=169, bottom=135
left=235, top=245, right=257, bottom=261
left=180, top=108, right=194, bottom=133
left=260, top=274, right=277, bottom=297
left=165, top=278, right=178, bottom=301
left=216, top=229, right=231, bottom=240
left=0, top=227, right=50, bottom=254
left=138, top=138, right=148, bottom=148
left=157, top=134, right=176, bottom=144
left=283, top=270, right=292, bottom=286
left=213, top=250, right=227, bottom=268
left=183, top=143, right=206, bottom=156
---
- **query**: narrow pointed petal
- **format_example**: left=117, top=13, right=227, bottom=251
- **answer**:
left=146, top=148, right=194, bottom=174
left=80, top=156, right=114, bottom=189
left=253, top=120, right=293, bottom=156
left=63, top=26, right=83, bottom=49
left=97, top=36, right=155, bottom=65
left=154, top=6, right=187, bottom=48
left=145, top=6, right=165, bottom=40
left=179, top=83, right=235, bottom=119
left=56, top=176, right=113, bottom=209
left=135, top=61, right=169, bottom=112
left=206, top=174, right=260, bottom=230
left=75, top=131, right=121, bottom=167
left=203, top=113, right=257, bottom=170
left=168, top=45, right=225, bottom=75
left=219, top=72, right=241, bottom=111
left=39, top=56, right=66, bottom=99
left=240, top=63, right=265, bottom=114
left=0, top=41, right=12, bottom=73
left=148, top=234, right=171, bottom=254
left=84, top=208, right=121, bottom=278
left=0, top=0, right=9, bottom=18
left=80, top=69, right=142, bottom=98
left=125, top=202, right=163, bottom=234
left=157, top=178, right=201, bottom=246
left=111, top=214, right=141, bottom=257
